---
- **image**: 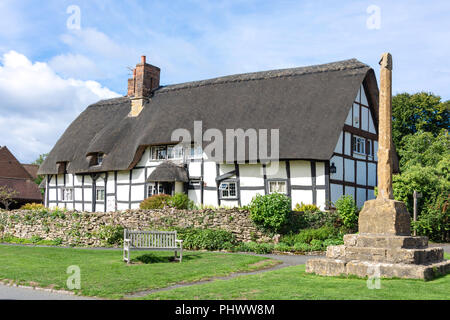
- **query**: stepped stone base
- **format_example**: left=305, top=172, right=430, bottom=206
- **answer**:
left=307, top=199, right=450, bottom=280
left=306, top=199, right=450, bottom=280
left=306, top=234, right=450, bottom=280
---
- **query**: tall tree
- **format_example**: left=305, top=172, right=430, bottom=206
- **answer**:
left=392, top=92, right=449, bottom=150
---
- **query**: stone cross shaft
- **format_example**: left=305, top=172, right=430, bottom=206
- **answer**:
left=377, top=53, right=394, bottom=200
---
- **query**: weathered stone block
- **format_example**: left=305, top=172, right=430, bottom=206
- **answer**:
left=358, top=199, right=411, bottom=236
left=305, top=258, right=347, bottom=276
left=326, top=245, right=346, bottom=259
left=343, top=234, right=428, bottom=249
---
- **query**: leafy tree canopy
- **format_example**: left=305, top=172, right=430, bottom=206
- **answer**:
left=392, top=92, right=449, bottom=150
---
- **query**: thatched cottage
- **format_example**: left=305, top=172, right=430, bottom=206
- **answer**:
left=38, top=56, right=393, bottom=212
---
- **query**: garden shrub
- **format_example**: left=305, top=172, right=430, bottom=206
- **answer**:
left=20, top=203, right=45, bottom=211
left=294, top=202, right=320, bottom=213
left=168, top=193, right=194, bottom=210
left=281, top=226, right=338, bottom=245
left=98, top=225, right=124, bottom=246
left=412, top=193, right=449, bottom=242
left=236, top=242, right=275, bottom=254
left=140, top=194, right=172, bottom=209
left=334, top=195, right=359, bottom=231
left=248, top=193, right=291, bottom=233
left=176, top=228, right=236, bottom=251
left=295, top=210, right=342, bottom=231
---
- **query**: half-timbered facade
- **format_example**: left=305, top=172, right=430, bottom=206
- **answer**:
left=39, top=57, right=396, bottom=212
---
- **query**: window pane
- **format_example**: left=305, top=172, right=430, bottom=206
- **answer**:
left=96, top=188, right=104, bottom=201
left=147, top=185, right=153, bottom=198
left=167, top=146, right=174, bottom=159
left=229, top=183, right=236, bottom=197
left=269, top=181, right=276, bottom=193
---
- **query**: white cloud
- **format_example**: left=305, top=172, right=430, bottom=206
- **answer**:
left=0, top=50, right=120, bottom=163
left=49, top=53, right=103, bottom=80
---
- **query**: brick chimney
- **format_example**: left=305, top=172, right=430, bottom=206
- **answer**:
left=127, top=56, right=160, bottom=116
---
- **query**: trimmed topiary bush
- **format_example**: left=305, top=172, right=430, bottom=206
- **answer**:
left=248, top=193, right=291, bottom=233
left=140, top=194, right=172, bottom=209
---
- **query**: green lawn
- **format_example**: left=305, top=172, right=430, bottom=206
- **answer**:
left=143, top=253, right=450, bottom=300
left=0, top=245, right=278, bottom=299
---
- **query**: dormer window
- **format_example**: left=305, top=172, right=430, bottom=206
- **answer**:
left=97, top=153, right=104, bottom=165
left=88, top=153, right=104, bottom=166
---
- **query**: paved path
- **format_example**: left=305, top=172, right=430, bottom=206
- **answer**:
left=0, top=285, right=94, bottom=300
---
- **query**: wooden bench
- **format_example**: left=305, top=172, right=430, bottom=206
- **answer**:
left=123, top=229, right=183, bottom=263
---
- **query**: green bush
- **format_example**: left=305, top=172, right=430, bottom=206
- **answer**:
left=248, top=193, right=291, bottom=233
left=168, top=193, right=194, bottom=210
left=412, top=193, right=449, bottom=242
left=281, top=226, right=337, bottom=245
left=294, top=202, right=320, bottom=213
left=176, top=228, right=236, bottom=251
left=293, top=210, right=342, bottom=230
left=98, top=225, right=124, bottom=246
left=140, top=194, right=172, bottom=209
left=236, top=242, right=275, bottom=254
left=20, top=203, right=45, bottom=211
left=334, top=195, right=359, bottom=231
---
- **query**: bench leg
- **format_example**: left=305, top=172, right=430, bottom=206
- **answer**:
left=123, top=242, right=131, bottom=264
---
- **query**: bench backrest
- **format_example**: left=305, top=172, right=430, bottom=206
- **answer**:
left=125, top=230, right=178, bottom=248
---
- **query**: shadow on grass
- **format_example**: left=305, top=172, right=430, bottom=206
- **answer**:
left=131, top=253, right=202, bottom=264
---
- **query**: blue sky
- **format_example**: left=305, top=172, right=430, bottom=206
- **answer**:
left=0, top=0, right=449, bottom=163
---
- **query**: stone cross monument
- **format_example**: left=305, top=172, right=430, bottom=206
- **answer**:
left=377, top=53, right=394, bottom=200
left=306, top=53, right=450, bottom=280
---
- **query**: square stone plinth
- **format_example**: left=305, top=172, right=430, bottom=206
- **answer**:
left=358, top=199, right=411, bottom=236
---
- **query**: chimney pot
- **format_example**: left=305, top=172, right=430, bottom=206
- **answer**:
left=141, top=55, right=146, bottom=64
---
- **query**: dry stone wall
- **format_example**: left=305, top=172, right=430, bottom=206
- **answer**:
left=0, top=208, right=270, bottom=247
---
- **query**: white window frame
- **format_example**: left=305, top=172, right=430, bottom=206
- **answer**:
left=151, top=146, right=167, bottom=160
left=96, top=187, right=105, bottom=202
left=353, top=136, right=366, bottom=155
left=167, top=145, right=184, bottom=160
left=268, top=180, right=287, bottom=194
left=146, top=183, right=165, bottom=198
left=61, top=187, right=73, bottom=202
left=219, top=181, right=237, bottom=199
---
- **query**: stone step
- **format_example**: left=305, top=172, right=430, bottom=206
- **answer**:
left=306, top=257, right=450, bottom=280
left=326, top=245, right=443, bottom=265
left=344, top=234, right=428, bottom=249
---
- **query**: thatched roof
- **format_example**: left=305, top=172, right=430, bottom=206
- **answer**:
left=147, top=162, right=188, bottom=182
left=39, top=59, right=380, bottom=175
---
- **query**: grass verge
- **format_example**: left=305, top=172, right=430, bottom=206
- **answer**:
left=142, top=253, right=450, bottom=300
left=0, top=245, right=278, bottom=299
